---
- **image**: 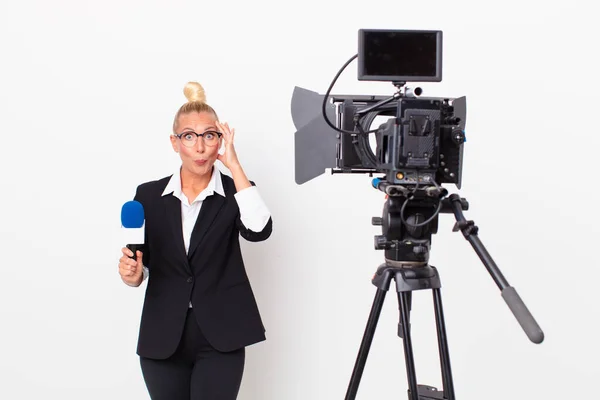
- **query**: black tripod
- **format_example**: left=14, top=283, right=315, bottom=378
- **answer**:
left=344, top=190, right=544, bottom=400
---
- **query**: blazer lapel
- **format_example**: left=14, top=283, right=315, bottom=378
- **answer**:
left=163, top=194, right=191, bottom=272
left=187, top=193, right=226, bottom=260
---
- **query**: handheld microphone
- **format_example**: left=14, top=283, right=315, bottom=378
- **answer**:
left=121, top=200, right=145, bottom=260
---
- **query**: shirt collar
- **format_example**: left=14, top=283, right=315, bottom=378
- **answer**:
left=161, top=165, right=225, bottom=203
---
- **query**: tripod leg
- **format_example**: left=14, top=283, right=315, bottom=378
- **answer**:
left=398, top=291, right=420, bottom=400
left=433, top=288, right=455, bottom=400
left=398, top=292, right=412, bottom=338
left=345, top=288, right=387, bottom=400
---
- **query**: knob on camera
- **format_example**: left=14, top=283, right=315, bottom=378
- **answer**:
left=452, top=129, right=465, bottom=145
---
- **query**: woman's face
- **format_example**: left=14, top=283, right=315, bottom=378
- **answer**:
left=171, top=111, right=222, bottom=177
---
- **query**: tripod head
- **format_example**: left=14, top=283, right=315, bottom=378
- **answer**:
left=370, top=176, right=543, bottom=345
left=345, top=176, right=545, bottom=400
left=371, top=177, right=468, bottom=268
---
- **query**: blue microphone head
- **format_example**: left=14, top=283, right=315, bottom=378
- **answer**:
left=121, top=200, right=145, bottom=228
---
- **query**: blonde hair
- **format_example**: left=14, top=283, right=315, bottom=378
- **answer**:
left=172, top=82, right=219, bottom=132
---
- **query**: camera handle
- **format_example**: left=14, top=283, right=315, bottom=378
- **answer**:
left=354, top=82, right=423, bottom=120
left=446, top=193, right=544, bottom=344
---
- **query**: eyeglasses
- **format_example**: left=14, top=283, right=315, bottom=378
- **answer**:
left=174, top=130, right=222, bottom=147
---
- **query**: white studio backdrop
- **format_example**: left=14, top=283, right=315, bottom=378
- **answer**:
left=1, top=0, right=598, bottom=399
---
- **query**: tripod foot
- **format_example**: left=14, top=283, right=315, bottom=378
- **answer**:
left=409, top=385, right=445, bottom=400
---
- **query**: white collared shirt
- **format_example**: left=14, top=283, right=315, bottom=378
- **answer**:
left=161, top=164, right=225, bottom=255
left=136, top=166, right=271, bottom=304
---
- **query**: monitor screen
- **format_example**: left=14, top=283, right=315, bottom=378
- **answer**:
left=358, top=29, right=442, bottom=82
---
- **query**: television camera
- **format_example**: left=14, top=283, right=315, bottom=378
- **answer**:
left=291, top=29, right=543, bottom=400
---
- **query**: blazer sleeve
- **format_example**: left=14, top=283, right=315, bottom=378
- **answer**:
left=234, top=181, right=273, bottom=242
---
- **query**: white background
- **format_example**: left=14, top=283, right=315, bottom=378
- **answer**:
left=1, top=0, right=598, bottom=399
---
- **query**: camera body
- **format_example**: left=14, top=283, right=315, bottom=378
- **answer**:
left=334, top=29, right=466, bottom=190
left=335, top=92, right=466, bottom=189
left=291, top=29, right=467, bottom=190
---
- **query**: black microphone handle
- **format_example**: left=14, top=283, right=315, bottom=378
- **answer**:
left=126, top=244, right=144, bottom=260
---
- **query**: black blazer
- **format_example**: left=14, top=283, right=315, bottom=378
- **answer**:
left=132, top=172, right=272, bottom=359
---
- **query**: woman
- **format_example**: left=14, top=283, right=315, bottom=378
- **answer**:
left=118, top=82, right=272, bottom=399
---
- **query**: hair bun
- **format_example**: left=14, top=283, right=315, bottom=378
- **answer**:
left=183, top=81, right=206, bottom=103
